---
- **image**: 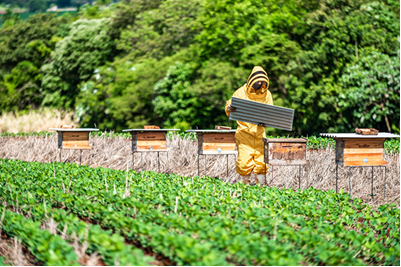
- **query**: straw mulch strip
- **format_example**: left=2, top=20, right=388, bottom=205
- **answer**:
left=0, top=135, right=399, bottom=208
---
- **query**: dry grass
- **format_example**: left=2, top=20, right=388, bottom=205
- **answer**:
left=0, top=135, right=399, bottom=208
left=0, top=109, right=76, bottom=133
left=40, top=218, right=103, bottom=266
left=0, top=234, right=39, bottom=266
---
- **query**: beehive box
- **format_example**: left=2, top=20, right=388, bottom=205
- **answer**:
left=335, top=138, right=386, bottom=166
left=132, top=131, right=167, bottom=151
left=49, top=128, right=99, bottom=149
left=320, top=133, right=400, bottom=166
left=122, top=129, right=180, bottom=152
left=263, top=138, right=308, bottom=165
left=186, top=130, right=237, bottom=155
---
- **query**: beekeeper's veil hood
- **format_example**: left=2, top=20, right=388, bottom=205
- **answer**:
left=246, top=66, right=269, bottom=98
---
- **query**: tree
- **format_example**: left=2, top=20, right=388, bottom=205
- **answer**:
left=27, top=0, right=48, bottom=12
left=0, top=61, right=43, bottom=112
left=75, top=53, right=186, bottom=131
left=0, top=13, right=70, bottom=71
left=41, top=18, right=114, bottom=109
left=339, top=51, right=400, bottom=133
left=281, top=0, right=400, bottom=134
left=153, top=60, right=248, bottom=130
left=0, top=13, right=71, bottom=113
left=117, top=0, right=202, bottom=59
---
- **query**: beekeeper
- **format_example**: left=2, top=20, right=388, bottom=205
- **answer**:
left=225, top=66, right=273, bottom=185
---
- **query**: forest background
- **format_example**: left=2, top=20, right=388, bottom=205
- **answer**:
left=0, top=0, right=399, bottom=135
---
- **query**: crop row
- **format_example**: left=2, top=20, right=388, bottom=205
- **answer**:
left=1, top=192, right=154, bottom=265
left=0, top=207, right=79, bottom=266
left=1, top=166, right=154, bottom=265
left=0, top=159, right=399, bottom=265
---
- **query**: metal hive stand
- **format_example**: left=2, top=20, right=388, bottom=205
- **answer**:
left=263, top=138, right=309, bottom=189
left=49, top=128, right=99, bottom=165
left=123, top=128, right=180, bottom=173
left=186, top=130, right=237, bottom=179
left=320, top=132, right=400, bottom=200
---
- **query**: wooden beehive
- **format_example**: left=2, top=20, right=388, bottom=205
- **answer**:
left=198, top=132, right=236, bottom=155
left=335, top=138, right=386, bottom=166
left=52, top=129, right=99, bottom=150
left=263, top=138, right=308, bottom=165
left=131, top=131, right=168, bottom=152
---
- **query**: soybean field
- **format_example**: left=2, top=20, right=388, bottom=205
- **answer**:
left=0, top=159, right=400, bottom=266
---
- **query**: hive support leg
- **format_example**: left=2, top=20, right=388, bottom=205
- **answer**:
left=271, top=166, right=274, bottom=186
left=349, top=168, right=351, bottom=196
left=264, top=163, right=267, bottom=186
left=371, top=166, right=374, bottom=201
left=384, top=166, right=387, bottom=200
left=59, top=149, right=62, bottom=163
left=204, top=155, right=207, bottom=178
left=298, top=165, right=301, bottom=189
left=335, top=165, right=338, bottom=193
left=226, top=154, right=229, bottom=179
left=306, top=163, right=309, bottom=188
left=141, top=153, right=143, bottom=173
left=132, top=152, right=135, bottom=171
left=158, top=152, right=160, bottom=173
left=166, top=151, right=169, bottom=174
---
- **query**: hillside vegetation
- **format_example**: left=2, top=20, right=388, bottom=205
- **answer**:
left=0, top=0, right=399, bottom=135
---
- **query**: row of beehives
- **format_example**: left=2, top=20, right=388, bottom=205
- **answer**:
left=50, top=127, right=399, bottom=168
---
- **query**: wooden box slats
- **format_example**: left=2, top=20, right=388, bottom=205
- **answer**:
left=198, top=132, right=236, bottom=155
left=58, top=131, right=91, bottom=149
left=263, top=138, right=308, bottom=165
left=131, top=131, right=168, bottom=151
left=137, top=132, right=165, bottom=140
left=336, top=138, right=386, bottom=166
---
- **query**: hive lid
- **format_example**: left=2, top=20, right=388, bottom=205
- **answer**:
left=122, top=129, right=180, bottom=132
left=186, top=129, right=237, bottom=133
left=49, top=128, right=99, bottom=132
left=229, top=96, right=294, bottom=131
left=320, top=133, right=400, bottom=139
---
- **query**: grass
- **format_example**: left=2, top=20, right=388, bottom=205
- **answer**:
left=0, top=109, right=75, bottom=133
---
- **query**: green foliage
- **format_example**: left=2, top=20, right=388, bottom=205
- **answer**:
left=75, top=54, right=184, bottom=131
left=1, top=208, right=79, bottom=266
left=0, top=61, right=42, bottom=112
left=282, top=0, right=400, bottom=134
left=153, top=62, right=200, bottom=129
left=339, top=51, right=400, bottom=133
left=117, top=0, right=202, bottom=59
left=0, top=0, right=399, bottom=136
left=42, top=18, right=114, bottom=109
left=0, top=159, right=400, bottom=265
left=0, top=13, right=71, bottom=113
